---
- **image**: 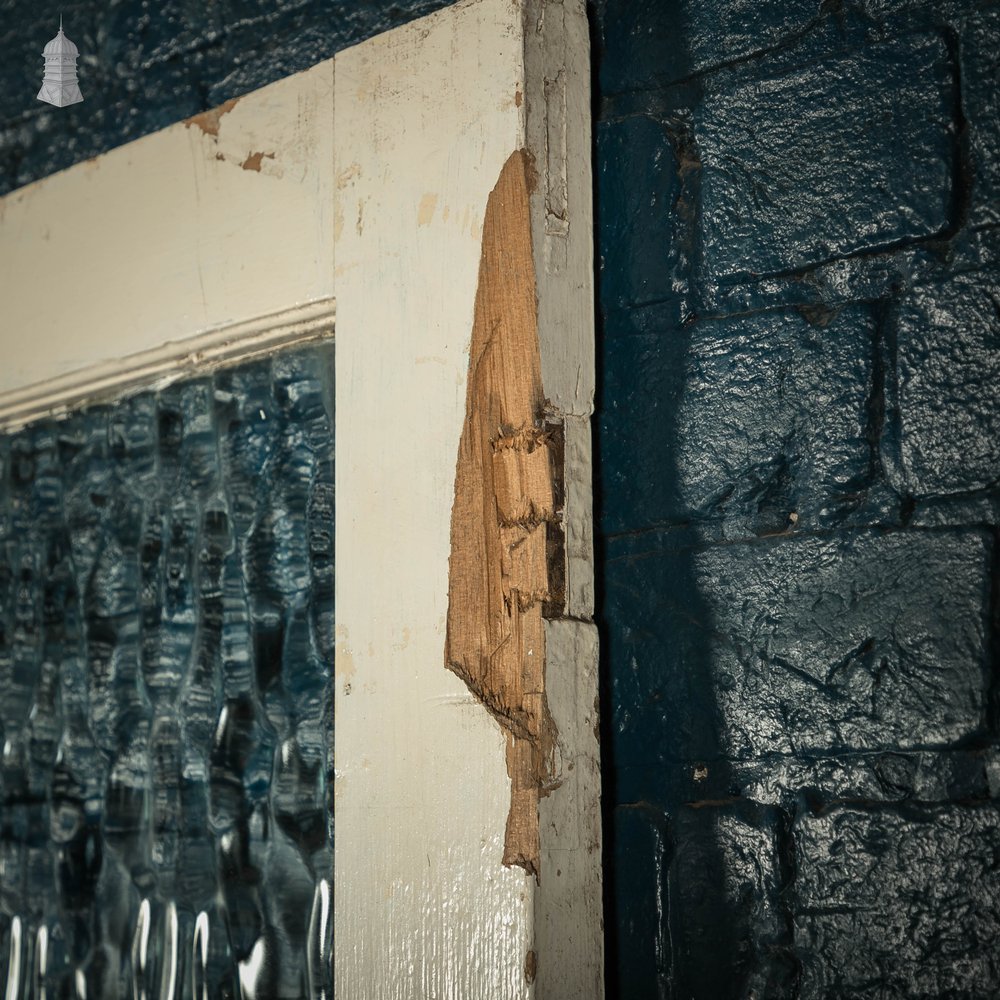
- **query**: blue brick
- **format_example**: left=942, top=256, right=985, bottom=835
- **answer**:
left=599, top=305, right=874, bottom=538
left=597, top=0, right=817, bottom=95
left=961, top=9, right=1000, bottom=228
left=608, top=805, right=670, bottom=997
left=606, top=528, right=991, bottom=765
left=598, top=116, right=687, bottom=311
left=794, top=803, right=1000, bottom=996
left=609, top=797, right=796, bottom=999
left=885, top=272, right=1000, bottom=496
left=695, top=34, right=957, bottom=296
left=737, top=748, right=993, bottom=807
left=667, top=802, right=795, bottom=998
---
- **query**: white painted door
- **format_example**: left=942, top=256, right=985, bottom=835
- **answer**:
left=0, top=1, right=600, bottom=996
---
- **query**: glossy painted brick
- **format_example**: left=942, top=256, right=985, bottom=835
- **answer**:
left=597, top=0, right=817, bottom=95
left=961, top=8, right=1000, bottom=228
left=599, top=305, right=874, bottom=538
left=885, top=271, right=1000, bottom=496
left=606, top=528, right=991, bottom=767
left=696, top=34, right=957, bottom=295
left=794, top=803, right=1000, bottom=996
left=597, top=116, right=686, bottom=311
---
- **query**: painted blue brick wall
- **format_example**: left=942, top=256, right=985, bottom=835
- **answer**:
left=595, top=0, right=1000, bottom=996
left=3, top=1, right=1000, bottom=997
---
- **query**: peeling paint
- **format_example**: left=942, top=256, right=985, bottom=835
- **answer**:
left=241, top=150, right=275, bottom=172
left=336, top=162, right=361, bottom=189
left=525, top=949, right=537, bottom=984
left=183, top=96, right=240, bottom=137
left=339, top=640, right=357, bottom=689
left=417, top=192, right=438, bottom=226
left=445, top=149, right=560, bottom=881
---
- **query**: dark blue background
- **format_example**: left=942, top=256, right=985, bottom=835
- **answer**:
left=3, top=1, right=1000, bottom=996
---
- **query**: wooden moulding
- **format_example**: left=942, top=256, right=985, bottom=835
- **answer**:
left=445, top=148, right=563, bottom=880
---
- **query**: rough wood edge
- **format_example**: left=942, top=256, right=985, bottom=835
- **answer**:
left=522, top=1, right=604, bottom=995
left=445, top=149, right=559, bottom=881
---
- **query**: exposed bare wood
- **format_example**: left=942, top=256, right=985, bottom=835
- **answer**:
left=446, top=149, right=559, bottom=880
left=240, top=150, right=275, bottom=171
left=494, top=429, right=557, bottom=525
left=183, top=96, right=240, bottom=136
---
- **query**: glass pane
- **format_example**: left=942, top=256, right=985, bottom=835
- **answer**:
left=0, top=341, right=334, bottom=999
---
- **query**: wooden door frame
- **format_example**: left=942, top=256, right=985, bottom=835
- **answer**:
left=0, top=1, right=600, bottom=996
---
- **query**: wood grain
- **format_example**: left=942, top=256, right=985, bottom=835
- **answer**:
left=446, top=149, right=559, bottom=880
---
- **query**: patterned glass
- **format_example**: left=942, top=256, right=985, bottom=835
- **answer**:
left=0, top=343, right=334, bottom=999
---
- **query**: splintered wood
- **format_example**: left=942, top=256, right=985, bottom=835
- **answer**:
left=446, top=149, right=559, bottom=881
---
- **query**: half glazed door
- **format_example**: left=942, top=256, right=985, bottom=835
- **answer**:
left=0, top=1, right=600, bottom=997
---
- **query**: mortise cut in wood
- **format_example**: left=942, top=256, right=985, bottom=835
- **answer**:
left=446, top=148, right=561, bottom=881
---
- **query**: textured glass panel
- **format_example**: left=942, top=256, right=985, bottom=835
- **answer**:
left=0, top=343, right=334, bottom=999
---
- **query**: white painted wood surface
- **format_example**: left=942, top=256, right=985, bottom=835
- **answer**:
left=524, top=0, right=596, bottom=422
left=0, top=300, right=335, bottom=431
left=0, top=1, right=600, bottom=994
left=335, top=2, right=601, bottom=997
left=333, top=4, right=533, bottom=997
left=523, top=4, right=602, bottom=993
left=0, top=60, right=335, bottom=410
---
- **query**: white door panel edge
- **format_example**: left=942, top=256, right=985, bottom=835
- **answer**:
left=0, top=59, right=335, bottom=411
left=335, top=1, right=600, bottom=996
left=335, top=1, right=600, bottom=995
left=333, top=0, right=532, bottom=994
left=0, top=1, right=600, bottom=995
left=0, top=298, right=336, bottom=432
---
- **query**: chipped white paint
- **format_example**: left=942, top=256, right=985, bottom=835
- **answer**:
left=0, top=0, right=599, bottom=994
left=335, top=1, right=600, bottom=996
left=333, top=3, right=533, bottom=996
left=0, top=60, right=334, bottom=404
